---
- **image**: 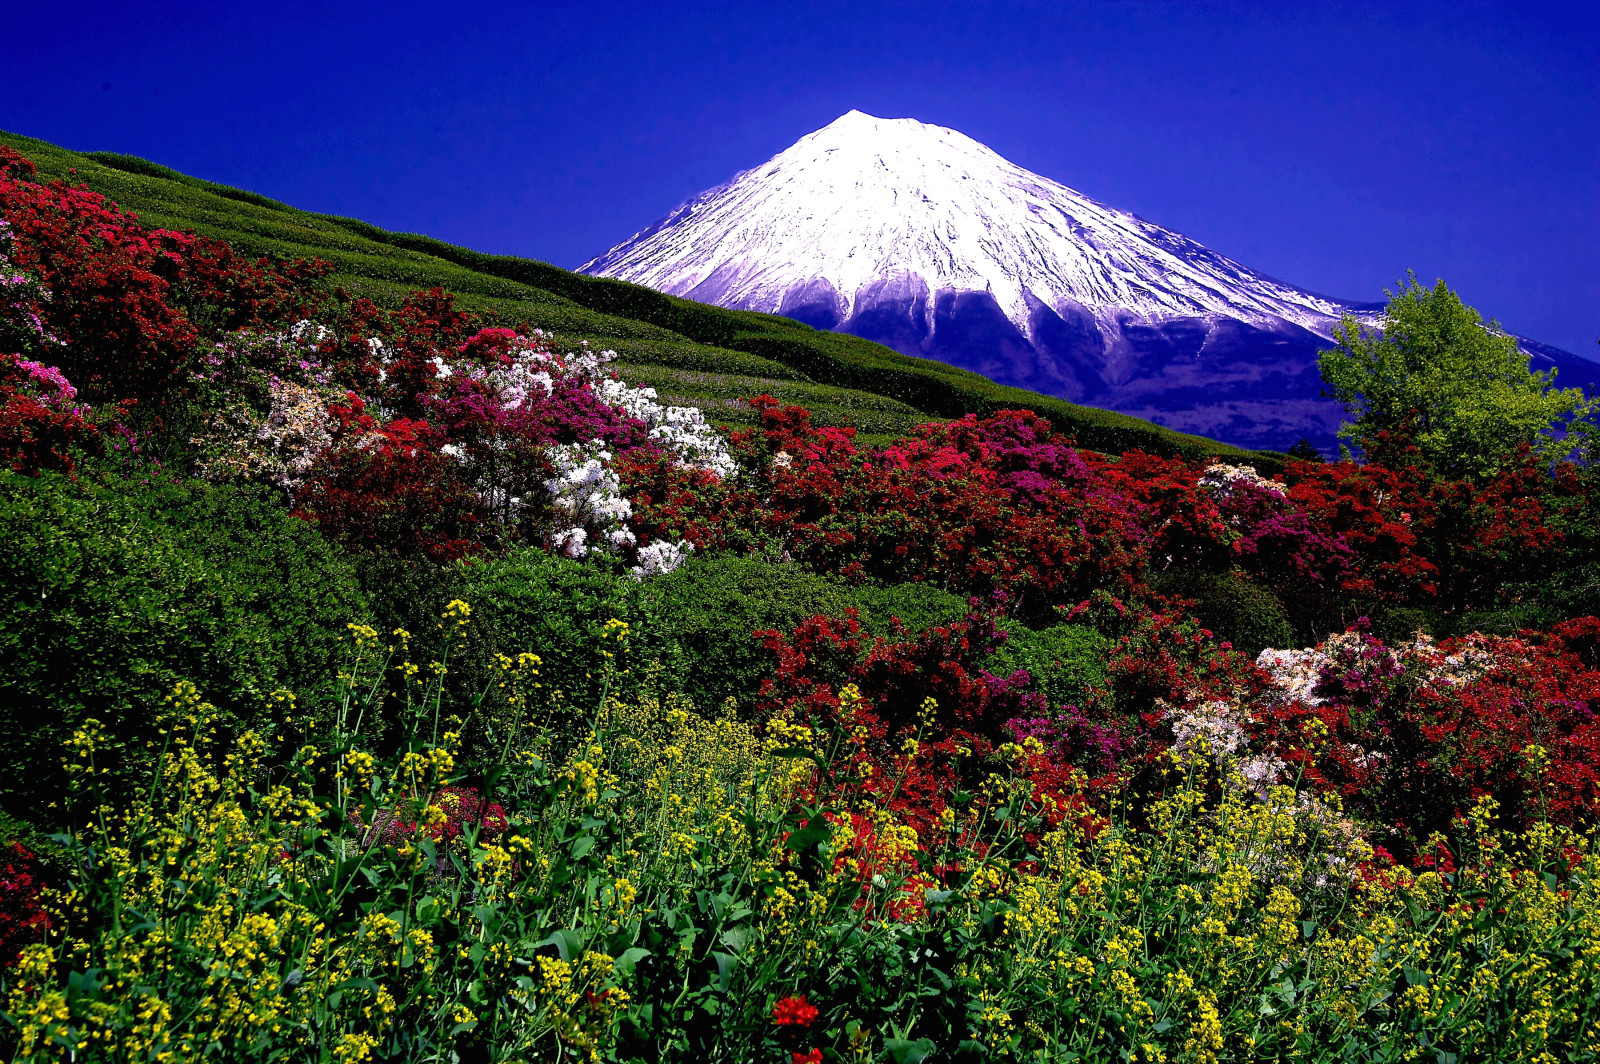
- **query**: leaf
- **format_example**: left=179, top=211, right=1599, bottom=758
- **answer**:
left=414, top=895, right=444, bottom=926
left=615, top=947, right=651, bottom=978
left=784, top=823, right=831, bottom=854
left=884, top=1037, right=936, bottom=1063
left=570, top=836, right=595, bottom=861
left=537, top=929, right=584, bottom=962
left=710, top=950, right=737, bottom=994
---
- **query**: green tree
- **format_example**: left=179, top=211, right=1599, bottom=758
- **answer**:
left=1319, top=274, right=1593, bottom=478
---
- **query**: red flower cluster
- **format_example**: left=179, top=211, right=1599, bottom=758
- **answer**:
left=1251, top=622, right=1600, bottom=851
left=352, top=786, right=508, bottom=849
left=771, top=995, right=820, bottom=1026
left=0, top=146, right=327, bottom=410
left=0, top=842, right=49, bottom=968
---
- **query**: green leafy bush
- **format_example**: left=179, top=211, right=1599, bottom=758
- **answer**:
left=452, top=548, right=654, bottom=726
left=850, top=579, right=973, bottom=635
left=0, top=472, right=364, bottom=823
left=1154, top=572, right=1294, bottom=658
left=988, top=623, right=1109, bottom=708
left=645, top=556, right=969, bottom=714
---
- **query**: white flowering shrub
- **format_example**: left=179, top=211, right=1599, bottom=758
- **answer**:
left=592, top=377, right=737, bottom=479
left=1197, top=462, right=1287, bottom=500
left=443, top=334, right=733, bottom=571
left=1162, top=696, right=1285, bottom=797
left=630, top=538, right=695, bottom=581
left=1255, top=629, right=1494, bottom=712
left=543, top=441, right=636, bottom=558
left=186, top=322, right=732, bottom=575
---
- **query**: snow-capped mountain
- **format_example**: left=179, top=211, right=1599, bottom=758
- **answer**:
left=582, top=110, right=1597, bottom=451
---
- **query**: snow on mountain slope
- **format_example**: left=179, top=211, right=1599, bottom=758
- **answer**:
left=582, top=111, right=1596, bottom=452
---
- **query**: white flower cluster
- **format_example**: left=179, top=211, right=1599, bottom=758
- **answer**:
left=544, top=440, right=636, bottom=558
left=466, top=336, right=567, bottom=409
left=1254, top=643, right=1336, bottom=708
left=289, top=319, right=331, bottom=344
left=542, top=439, right=696, bottom=579
left=1256, top=629, right=1493, bottom=712
left=592, top=376, right=736, bottom=479
left=1163, top=693, right=1371, bottom=886
left=191, top=380, right=334, bottom=489
left=631, top=538, right=695, bottom=581
left=438, top=334, right=734, bottom=478
left=1198, top=462, right=1288, bottom=500
left=1164, top=696, right=1286, bottom=797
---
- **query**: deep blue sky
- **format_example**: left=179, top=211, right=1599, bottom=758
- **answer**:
left=5, top=1, right=1597, bottom=357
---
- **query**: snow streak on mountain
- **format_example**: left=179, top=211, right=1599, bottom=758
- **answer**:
left=582, top=111, right=1596, bottom=451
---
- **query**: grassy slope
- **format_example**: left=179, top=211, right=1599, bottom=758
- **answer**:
left=1, top=128, right=1279, bottom=463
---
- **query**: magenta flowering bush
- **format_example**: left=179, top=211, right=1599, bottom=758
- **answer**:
left=179, top=316, right=719, bottom=571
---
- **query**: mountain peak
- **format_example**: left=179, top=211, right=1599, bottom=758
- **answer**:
left=579, top=115, right=1595, bottom=452
left=582, top=111, right=1352, bottom=337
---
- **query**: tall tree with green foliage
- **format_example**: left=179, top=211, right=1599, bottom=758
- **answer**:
left=1319, top=274, right=1593, bottom=478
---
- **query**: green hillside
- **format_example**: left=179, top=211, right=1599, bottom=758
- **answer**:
left=0, top=128, right=1275, bottom=462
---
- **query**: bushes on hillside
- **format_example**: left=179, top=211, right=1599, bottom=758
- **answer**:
left=0, top=145, right=328, bottom=411
left=447, top=552, right=975, bottom=728
left=1152, top=571, right=1294, bottom=658
left=643, top=555, right=970, bottom=713
left=0, top=472, right=364, bottom=822
left=451, top=547, right=652, bottom=736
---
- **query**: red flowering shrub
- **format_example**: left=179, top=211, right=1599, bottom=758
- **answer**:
left=1251, top=622, right=1600, bottom=856
left=352, top=786, right=507, bottom=849
left=1282, top=459, right=1438, bottom=600
left=0, top=354, right=105, bottom=474
left=292, top=396, right=485, bottom=562
left=0, top=146, right=327, bottom=410
left=427, top=785, right=507, bottom=842
left=0, top=842, right=49, bottom=969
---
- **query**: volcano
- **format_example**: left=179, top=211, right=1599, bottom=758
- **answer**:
left=582, top=110, right=1598, bottom=451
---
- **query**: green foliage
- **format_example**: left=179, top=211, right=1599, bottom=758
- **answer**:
left=1369, top=606, right=1439, bottom=645
left=0, top=472, right=364, bottom=823
left=988, top=623, right=1109, bottom=709
left=451, top=548, right=652, bottom=731
left=644, top=556, right=969, bottom=714
left=1154, top=572, right=1294, bottom=658
left=1320, top=275, right=1594, bottom=478
left=849, top=580, right=974, bottom=635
